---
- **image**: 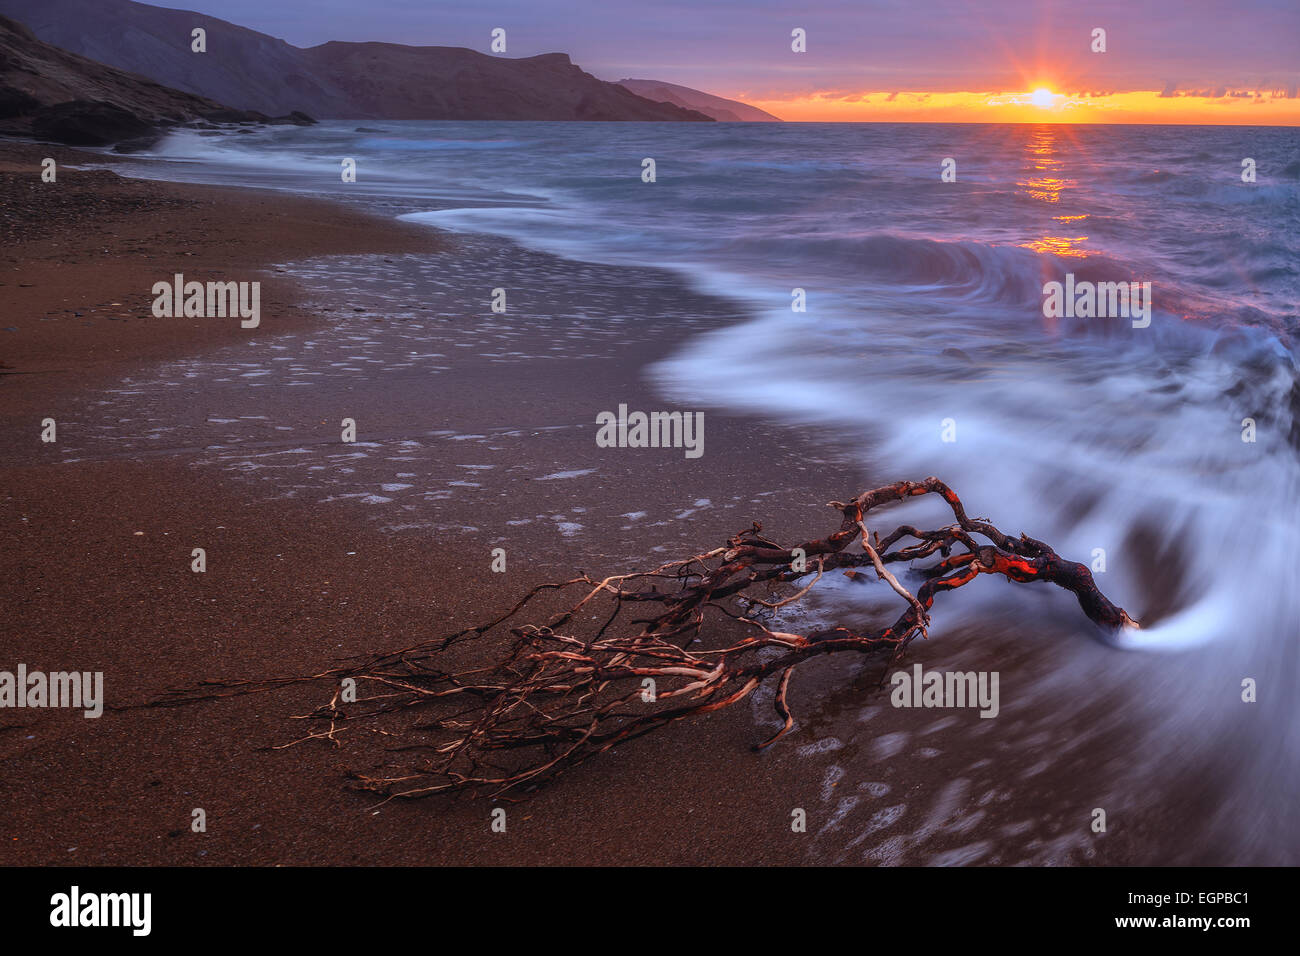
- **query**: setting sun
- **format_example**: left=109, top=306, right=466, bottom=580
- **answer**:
left=1030, top=87, right=1055, bottom=108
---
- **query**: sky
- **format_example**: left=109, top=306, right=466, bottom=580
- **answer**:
left=179, top=0, right=1299, bottom=123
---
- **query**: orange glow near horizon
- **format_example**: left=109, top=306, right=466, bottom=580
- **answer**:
left=735, top=89, right=1300, bottom=125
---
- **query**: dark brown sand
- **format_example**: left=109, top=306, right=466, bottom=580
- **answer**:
left=0, top=143, right=1217, bottom=866
left=0, top=145, right=861, bottom=865
left=0, top=143, right=442, bottom=421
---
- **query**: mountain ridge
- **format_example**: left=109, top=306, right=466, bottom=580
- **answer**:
left=0, top=0, right=716, bottom=121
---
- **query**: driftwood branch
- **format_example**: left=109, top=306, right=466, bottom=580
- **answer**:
left=154, top=477, right=1137, bottom=799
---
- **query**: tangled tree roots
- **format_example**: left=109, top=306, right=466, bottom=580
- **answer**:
left=155, top=477, right=1137, bottom=799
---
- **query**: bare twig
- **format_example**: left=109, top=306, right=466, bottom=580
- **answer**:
left=153, top=477, right=1137, bottom=799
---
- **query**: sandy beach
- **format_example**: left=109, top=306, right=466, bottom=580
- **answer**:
left=0, top=143, right=867, bottom=865
left=0, top=141, right=1263, bottom=867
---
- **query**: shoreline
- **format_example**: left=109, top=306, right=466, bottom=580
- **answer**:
left=1, top=140, right=879, bottom=866
left=0, top=141, right=446, bottom=421
left=0, top=139, right=1242, bottom=866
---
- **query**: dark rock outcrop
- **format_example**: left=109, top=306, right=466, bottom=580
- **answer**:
left=29, top=98, right=154, bottom=145
left=0, top=86, right=38, bottom=118
left=267, top=110, right=315, bottom=126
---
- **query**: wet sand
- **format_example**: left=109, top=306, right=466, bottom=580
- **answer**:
left=0, top=144, right=857, bottom=865
left=0, top=143, right=444, bottom=421
left=0, top=143, right=1233, bottom=866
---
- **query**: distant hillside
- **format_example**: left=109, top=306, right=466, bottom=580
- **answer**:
left=617, top=78, right=781, bottom=122
left=0, top=0, right=714, bottom=122
left=0, top=13, right=228, bottom=144
left=303, top=45, right=710, bottom=121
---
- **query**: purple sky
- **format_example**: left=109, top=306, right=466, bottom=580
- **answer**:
left=176, top=0, right=1298, bottom=98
